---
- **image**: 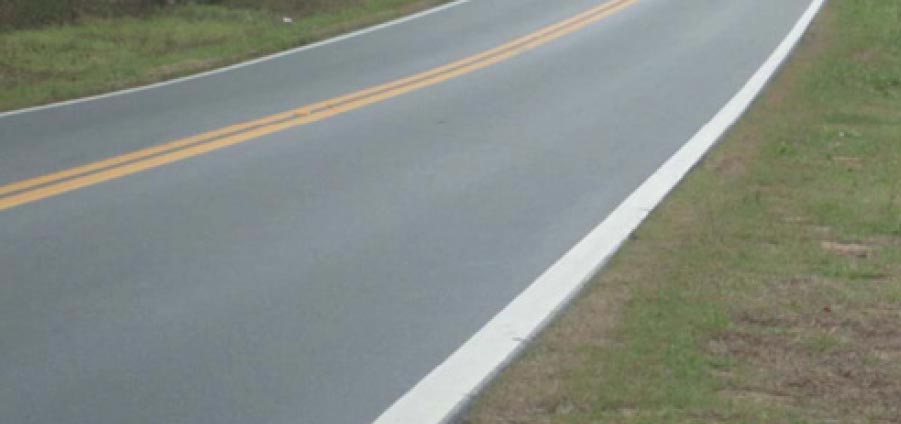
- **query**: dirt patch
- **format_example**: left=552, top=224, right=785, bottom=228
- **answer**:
left=710, top=154, right=750, bottom=178
left=0, top=62, right=57, bottom=86
left=820, top=241, right=876, bottom=258
left=832, top=155, right=864, bottom=170
left=146, top=57, right=223, bottom=80
left=852, top=48, right=882, bottom=64
left=715, top=304, right=901, bottom=422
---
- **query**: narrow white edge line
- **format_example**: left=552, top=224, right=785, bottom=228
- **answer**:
left=374, top=0, right=828, bottom=422
left=0, top=0, right=471, bottom=119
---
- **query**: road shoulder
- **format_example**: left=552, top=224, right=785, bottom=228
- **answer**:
left=466, top=1, right=901, bottom=422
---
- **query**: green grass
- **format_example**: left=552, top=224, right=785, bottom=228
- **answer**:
left=0, top=0, right=446, bottom=111
left=467, top=0, right=901, bottom=423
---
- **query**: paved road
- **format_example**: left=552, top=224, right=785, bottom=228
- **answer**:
left=1, top=0, right=814, bottom=422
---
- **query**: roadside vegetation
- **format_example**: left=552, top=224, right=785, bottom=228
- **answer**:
left=467, top=0, right=901, bottom=422
left=0, top=0, right=446, bottom=111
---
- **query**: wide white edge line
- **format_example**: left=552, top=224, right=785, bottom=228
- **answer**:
left=374, top=0, right=828, bottom=422
left=0, top=0, right=471, bottom=119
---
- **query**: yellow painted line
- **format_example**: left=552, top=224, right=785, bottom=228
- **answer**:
left=0, top=0, right=637, bottom=211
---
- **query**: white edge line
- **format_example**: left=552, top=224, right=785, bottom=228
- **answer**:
left=374, top=0, right=828, bottom=422
left=0, top=0, right=471, bottom=119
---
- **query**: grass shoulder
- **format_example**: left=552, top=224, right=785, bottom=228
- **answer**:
left=466, top=0, right=901, bottom=422
left=0, top=0, right=447, bottom=112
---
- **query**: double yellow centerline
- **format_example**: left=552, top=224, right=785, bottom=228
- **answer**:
left=0, top=0, right=637, bottom=211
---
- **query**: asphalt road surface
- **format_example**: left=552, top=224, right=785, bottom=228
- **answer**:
left=1, top=0, right=815, bottom=422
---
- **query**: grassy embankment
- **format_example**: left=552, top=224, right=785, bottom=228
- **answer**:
left=0, top=0, right=446, bottom=112
left=468, top=0, right=901, bottom=422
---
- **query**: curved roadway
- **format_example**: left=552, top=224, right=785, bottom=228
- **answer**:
left=1, top=0, right=814, bottom=422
